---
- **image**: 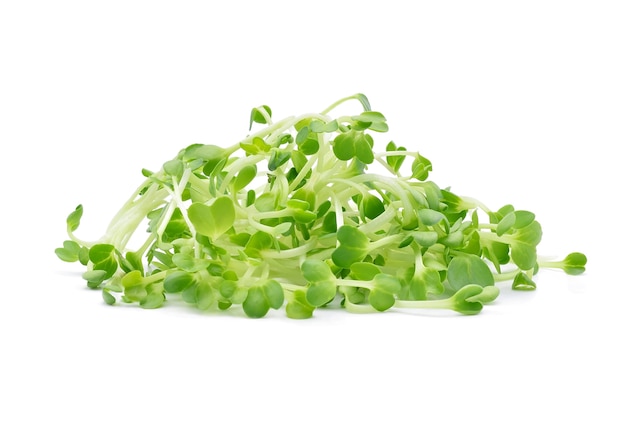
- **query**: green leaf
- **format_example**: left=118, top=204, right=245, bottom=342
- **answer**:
left=254, top=192, right=277, bottom=212
left=294, top=126, right=320, bottom=155
left=514, top=210, right=535, bottom=229
left=83, top=270, right=108, bottom=287
left=140, top=291, right=165, bottom=309
left=411, top=154, right=432, bottom=181
left=409, top=266, right=444, bottom=300
left=163, top=159, right=184, bottom=178
left=183, top=144, right=225, bottom=162
left=332, top=226, right=370, bottom=268
left=171, top=253, right=211, bottom=272
left=301, top=259, right=334, bottom=282
left=196, top=282, right=215, bottom=310
left=66, top=205, right=83, bottom=232
left=291, top=150, right=308, bottom=172
left=362, top=195, right=385, bottom=219
left=233, top=165, right=257, bottom=192
left=310, top=119, right=339, bottom=133
left=412, top=231, right=439, bottom=248
left=188, top=196, right=235, bottom=239
left=482, top=242, right=510, bottom=274
left=253, top=137, right=271, bottom=152
left=352, top=112, right=388, bottom=132
left=286, top=289, right=315, bottom=319
left=447, top=254, right=495, bottom=291
left=124, top=285, right=148, bottom=303
left=496, top=212, right=516, bottom=236
left=298, top=138, right=319, bottom=156
left=55, top=240, right=82, bottom=262
left=321, top=211, right=337, bottom=233
left=440, top=230, right=465, bottom=249
left=162, top=208, right=190, bottom=243
left=102, top=290, right=116, bottom=305
left=293, top=209, right=316, bottom=224
left=125, top=252, right=144, bottom=274
left=277, top=134, right=293, bottom=145
left=332, top=132, right=356, bottom=161
left=354, top=111, right=387, bottom=123
left=465, top=285, right=500, bottom=303
left=181, top=283, right=198, bottom=304
left=512, top=272, right=536, bottom=291
left=268, top=149, right=291, bottom=171
left=385, top=141, right=406, bottom=173
left=89, top=244, right=118, bottom=279
left=562, top=252, right=587, bottom=275
left=242, top=280, right=284, bottom=318
left=164, top=271, right=195, bottom=293
left=295, top=126, right=310, bottom=145
left=449, top=285, right=485, bottom=315
left=244, top=231, right=274, bottom=257
left=306, top=279, right=336, bottom=307
left=249, top=105, right=272, bottom=130
left=354, top=93, right=371, bottom=111
left=350, top=262, right=381, bottom=281
left=510, top=221, right=542, bottom=270
left=218, top=279, right=237, bottom=298
left=286, top=199, right=310, bottom=211
left=369, top=274, right=401, bottom=311
left=417, top=209, right=446, bottom=226
left=354, top=133, right=374, bottom=164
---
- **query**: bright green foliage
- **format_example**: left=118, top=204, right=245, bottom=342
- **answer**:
left=539, top=252, right=588, bottom=275
left=301, top=259, right=337, bottom=307
left=368, top=274, right=402, bottom=312
left=56, top=94, right=586, bottom=318
left=332, top=226, right=370, bottom=268
left=447, top=254, right=495, bottom=291
left=242, top=280, right=284, bottom=318
left=187, top=196, right=235, bottom=239
left=512, top=272, right=536, bottom=291
left=286, top=289, right=315, bottom=319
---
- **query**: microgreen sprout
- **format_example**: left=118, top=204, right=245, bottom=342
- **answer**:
left=56, top=94, right=587, bottom=318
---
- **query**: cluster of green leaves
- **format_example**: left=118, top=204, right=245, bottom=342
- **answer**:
left=56, top=94, right=587, bottom=318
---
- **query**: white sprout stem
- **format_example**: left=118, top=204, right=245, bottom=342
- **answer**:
left=67, top=229, right=94, bottom=249
left=320, top=94, right=366, bottom=115
left=493, top=269, right=522, bottom=282
left=369, top=234, right=404, bottom=251
left=350, top=174, right=415, bottom=215
left=279, top=282, right=305, bottom=293
left=256, top=107, right=273, bottom=126
left=357, top=201, right=402, bottom=235
left=260, top=239, right=318, bottom=259
left=327, top=178, right=368, bottom=197
left=152, top=169, right=191, bottom=245
left=288, top=151, right=318, bottom=192
left=166, top=169, right=201, bottom=257
left=246, top=215, right=290, bottom=236
left=374, top=157, right=400, bottom=176
left=393, top=299, right=451, bottom=310
left=459, top=195, right=491, bottom=213
left=332, top=192, right=345, bottom=232
left=104, top=185, right=170, bottom=249
left=103, top=182, right=164, bottom=238
left=337, top=279, right=374, bottom=290
left=238, top=116, right=295, bottom=145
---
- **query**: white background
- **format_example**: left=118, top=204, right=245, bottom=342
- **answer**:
left=1, top=1, right=624, bottom=425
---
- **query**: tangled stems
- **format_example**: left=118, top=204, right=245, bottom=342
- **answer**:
left=56, top=94, right=587, bottom=318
